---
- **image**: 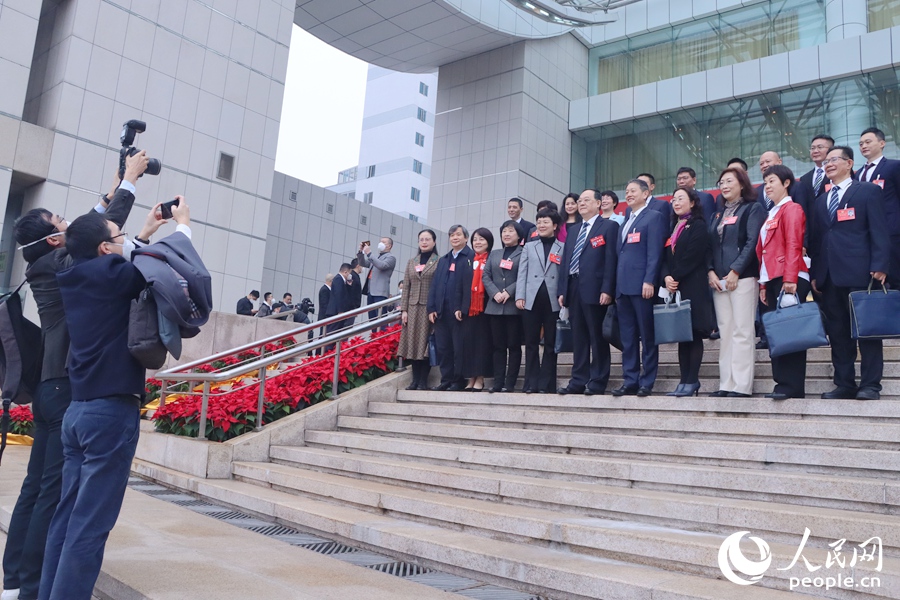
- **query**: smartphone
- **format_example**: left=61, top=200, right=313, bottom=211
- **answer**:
left=160, top=198, right=179, bottom=219
left=361, top=240, right=370, bottom=247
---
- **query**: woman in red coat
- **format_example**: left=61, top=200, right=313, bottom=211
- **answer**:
left=756, top=165, right=810, bottom=400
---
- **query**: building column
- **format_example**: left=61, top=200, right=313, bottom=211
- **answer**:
left=825, top=0, right=867, bottom=42
left=825, top=0, right=869, bottom=144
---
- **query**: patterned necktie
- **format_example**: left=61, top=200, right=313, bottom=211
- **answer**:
left=828, top=186, right=840, bottom=222
left=764, top=192, right=774, bottom=211
left=813, top=168, right=824, bottom=192
left=569, top=222, right=590, bottom=275
left=860, top=163, right=873, bottom=182
left=622, top=212, right=637, bottom=243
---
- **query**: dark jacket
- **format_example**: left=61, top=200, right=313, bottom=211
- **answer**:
left=326, top=276, right=353, bottom=317
left=57, top=254, right=146, bottom=401
left=427, top=246, right=474, bottom=317
left=660, top=218, right=713, bottom=334
left=349, top=271, right=362, bottom=309
left=616, top=207, right=667, bottom=296
left=708, top=201, right=766, bottom=279
left=483, top=245, right=523, bottom=316
left=236, top=297, right=253, bottom=315
left=800, top=166, right=830, bottom=198
left=318, top=284, right=331, bottom=320
left=557, top=217, right=619, bottom=306
left=853, top=157, right=900, bottom=239
left=625, top=197, right=674, bottom=229
left=696, top=191, right=718, bottom=224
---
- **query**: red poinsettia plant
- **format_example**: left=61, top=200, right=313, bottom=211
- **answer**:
left=9, top=404, right=34, bottom=436
left=151, top=325, right=400, bottom=442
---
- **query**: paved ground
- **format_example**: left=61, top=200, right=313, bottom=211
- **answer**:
left=0, top=446, right=461, bottom=600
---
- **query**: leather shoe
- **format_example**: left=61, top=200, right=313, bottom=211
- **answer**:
left=447, top=382, right=466, bottom=391
left=727, top=391, right=751, bottom=398
left=708, top=390, right=730, bottom=397
left=431, top=382, right=452, bottom=391
left=856, top=388, right=880, bottom=401
left=756, top=339, right=768, bottom=350
left=611, top=385, right=638, bottom=397
left=821, top=387, right=857, bottom=399
left=584, top=387, right=606, bottom=396
left=709, top=330, right=720, bottom=340
left=405, top=381, right=419, bottom=391
left=636, top=386, right=652, bottom=397
left=557, top=385, right=585, bottom=395
left=765, top=392, right=790, bottom=401
left=523, top=388, right=535, bottom=394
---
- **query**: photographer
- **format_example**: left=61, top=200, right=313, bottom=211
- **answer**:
left=39, top=199, right=193, bottom=600
left=357, top=237, right=397, bottom=327
left=2, top=151, right=148, bottom=600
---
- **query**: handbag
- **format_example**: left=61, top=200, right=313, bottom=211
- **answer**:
left=428, top=333, right=438, bottom=367
left=849, top=279, right=900, bottom=339
left=554, top=319, right=573, bottom=354
left=602, top=304, right=622, bottom=351
left=761, top=292, right=828, bottom=357
left=653, top=292, right=693, bottom=345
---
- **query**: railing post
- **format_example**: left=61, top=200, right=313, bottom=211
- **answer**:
left=159, top=379, right=169, bottom=410
left=256, top=365, right=267, bottom=431
left=396, top=356, right=405, bottom=371
left=332, top=340, right=342, bottom=399
left=198, top=381, right=210, bottom=441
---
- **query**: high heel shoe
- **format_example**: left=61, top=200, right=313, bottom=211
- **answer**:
left=674, top=383, right=700, bottom=397
left=666, top=384, right=686, bottom=397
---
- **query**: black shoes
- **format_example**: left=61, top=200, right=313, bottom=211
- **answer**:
left=821, top=387, right=857, bottom=399
left=611, top=385, right=639, bottom=397
left=584, top=387, right=606, bottom=396
left=709, top=330, right=720, bottom=340
left=523, top=388, right=536, bottom=394
left=636, top=387, right=653, bottom=397
left=856, top=388, right=880, bottom=400
left=557, top=385, right=585, bottom=395
left=727, top=391, right=751, bottom=398
left=708, top=390, right=730, bottom=397
left=765, top=392, right=790, bottom=401
left=756, top=339, right=769, bottom=350
left=668, top=383, right=700, bottom=397
left=447, top=382, right=466, bottom=391
left=431, top=382, right=452, bottom=391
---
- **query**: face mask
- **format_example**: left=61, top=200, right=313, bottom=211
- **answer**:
left=17, top=230, right=64, bottom=251
left=377, top=242, right=386, bottom=252
left=108, top=238, right=135, bottom=261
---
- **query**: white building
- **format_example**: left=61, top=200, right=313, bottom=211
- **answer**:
left=329, top=66, right=437, bottom=224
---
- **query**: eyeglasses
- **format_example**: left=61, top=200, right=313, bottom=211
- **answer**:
left=821, top=157, right=848, bottom=166
left=810, top=144, right=830, bottom=151
left=106, top=232, right=127, bottom=243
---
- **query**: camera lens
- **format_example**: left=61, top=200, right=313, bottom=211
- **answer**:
left=146, top=158, right=162, bottom=176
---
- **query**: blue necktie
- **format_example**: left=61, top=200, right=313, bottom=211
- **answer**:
left=813, top=168, right=824, bottom=193
left=828, top=186, right=840, bottom=222
left=569, top=222, right=589, bottom=275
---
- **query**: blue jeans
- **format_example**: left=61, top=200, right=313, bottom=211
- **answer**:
left=38, top=397, right=140, bottom=600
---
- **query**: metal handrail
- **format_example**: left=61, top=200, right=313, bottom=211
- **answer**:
left=154, top=297, right=402, bottom=441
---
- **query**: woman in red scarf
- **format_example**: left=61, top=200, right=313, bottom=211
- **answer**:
left=460, top=228, right=494, bottom=391
left=660, top=187, right=712, bottom=397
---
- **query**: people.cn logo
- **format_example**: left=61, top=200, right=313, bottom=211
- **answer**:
left=718, top=531, right=773, bottom=585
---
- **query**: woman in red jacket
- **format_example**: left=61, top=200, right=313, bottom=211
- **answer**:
left=756, top=165, right=810, bottom=400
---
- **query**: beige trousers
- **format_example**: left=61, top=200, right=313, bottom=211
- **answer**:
left=713, top=276, right=757, bottom=395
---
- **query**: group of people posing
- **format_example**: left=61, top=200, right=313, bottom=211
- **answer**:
left=398, top=127, right=897, bottom=402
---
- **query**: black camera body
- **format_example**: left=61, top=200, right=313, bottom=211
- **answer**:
left=119, top=119, right=161, bottom=179
left=298, top=298, right=315, bottom=315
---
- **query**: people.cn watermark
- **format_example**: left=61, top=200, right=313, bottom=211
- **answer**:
left=717, top=528, right=882, bottom=591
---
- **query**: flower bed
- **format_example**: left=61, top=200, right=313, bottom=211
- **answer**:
left=151, top=325, right=401, bottom=442
left=9, top=404, right=34, bottom=436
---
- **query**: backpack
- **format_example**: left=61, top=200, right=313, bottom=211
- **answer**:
left=0, top=283, right=42, bottom=465
left=127, top=285, right=167, bottom=369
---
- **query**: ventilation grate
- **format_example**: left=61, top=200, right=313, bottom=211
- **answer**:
left=298, top=541, right=358, bottom=555
left=326, top=203, right=334, bottom=214
left=289, top=190, right=297, bottom=201
left=217, top=152, right=235, bottom=182
left=390, top=225, right=397, bottom=235
left=360, top=215, right=367, bottom=225
left=240, top=524, right=299, bottom=536
left=368, top=562, right=431, bottom=577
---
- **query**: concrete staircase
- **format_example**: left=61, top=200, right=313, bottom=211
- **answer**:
left=183, top=341, right=900, bottom=600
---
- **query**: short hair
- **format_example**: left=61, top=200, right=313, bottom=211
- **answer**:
left=861, top=127, right=886, bottom=141
left=536, top=200, right=558, bottom=213
left=636, top=172, right=655, bottom=185
left=672, top=186, right=704, bottom=220
left=831, top=145, right=854, bottom=162
left=811, top=134, right=835, bottom=146
left=628, top=178, right=650, bottom=193
left=398, top=279, right=404, bottom=287
left=582, top=189, right=602, bottom=201
left=64, top=211, right=113, bottom=261
left=339, top=263, right=351, bottom=272
left=382, top=236, right=394, bottom=248
left=263, top=292, right=273, bottom=301
left=600, top=190, right=619, bottom=207
left=676, top=167, right=697, bottom=179
left=282, top=293, right=292, bottom=299
left=762, top=164, right=796, bottom=189
left=324, top=274, right=333, bottom=283
left=418, top=228, right=437, bottom=244
left=14, top=208, right=56, bottom=264
left=470, top=227, right=495, bottom=253
left=717, top=167, right=757, bottom=203
left=507, top=197, right=523, bottom=208
left=249, top=290, right=260, bottom=298
left=499, top=220, right=524, bottom=242
left=448, top=224, right=469, bottom=238
left=350, top=258, right=359, bottom=268
left=726, top=157, right=748, bottom=171
left=535, top=208, right=562, bottom=227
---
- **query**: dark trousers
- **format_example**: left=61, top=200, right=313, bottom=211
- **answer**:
left=523, top=291, right=559, bottom=392
left=434, top=312, right=464, bottom=384
left=566, top=277, right=610, bottom=391
left=677, top=337, right=704, bottom=384
left=819, top=278, right=883, bottom=392
left=3, top=378, right=71, bottom=600
left=760, top=277, right=811, bottom=396
left=39, top=397, right=140, bottom=600
left=490, top=314, right=523, bottom=390
left=617, top=294, right=659, bottom=389
left=367, top=294, right=388, bottom=327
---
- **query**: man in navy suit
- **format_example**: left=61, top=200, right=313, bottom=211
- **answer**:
left=855, top=127, right=900, bottom=288
left=757, top=151, right=813, bottom=216
left=325, top=264, right=354, bottom=334
left=614, top=179, right=667, bottom=397
left=626, top=173, right=674, bottom=229
left=676, top=167, right=717, bottom=223
left=809, top=146, right=890, bottom=401
left=800, top=135, right=834, bottom=199
left=556, top=189, right=619, bottom=395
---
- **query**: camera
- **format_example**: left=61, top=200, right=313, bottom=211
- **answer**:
left=160, top=198, right=179, bottom=220
left=119, top=120, right=161, bottom=179
left=298, top=298, right=315, bottom=315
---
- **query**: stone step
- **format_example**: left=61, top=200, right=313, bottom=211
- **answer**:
left=302, top=430, right=900, bottom=511
left=549, top=362, right=900, bottom=380
left=334, top=415, right=900, bottom=477
left=238, top=457, right=898, bottom=598
left=581, top=378, right=900, bottom=395
left=193, top=474, right=799, bottom=600
left=560, top=343, right=900, bottom=364
left=365, top=402, right=900, bottom=450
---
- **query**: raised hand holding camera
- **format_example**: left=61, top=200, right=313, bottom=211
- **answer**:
left=118, top=119, right=161, bottom=180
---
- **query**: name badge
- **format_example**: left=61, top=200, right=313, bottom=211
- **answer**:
left=873, top=179, right=885, bottom=189
left=825, top=183, right=833, bottom=193
left=723, top=216, right=738, bottom=226
left=449, top=263, right=456, bottom=272
left=627, top=232, right=641, bottom=244
left=548, top=253, right=561, bottom=264
left=590, top=235, right=606, bottom=248
left=766, top=218, right=779, bottom=230
left=837, top=208, right=856, bottom=221
left=415, top=264, right=425, bottom=273
left=530, top=230, right=539, bottom=238
left=500, top=259, right=513, bottom=270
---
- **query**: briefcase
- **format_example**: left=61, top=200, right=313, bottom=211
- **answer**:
left=849, top=280, right=900, bottom=339
left=554, top=319, right=573, bottom=354
left=653, top=292, right=693, bottom=345
left=602, top=304, right=622, bottom=351
left=761, top=293, right=828, bottom=357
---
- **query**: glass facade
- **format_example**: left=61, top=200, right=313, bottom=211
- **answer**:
left=573, top=69, right=900, bottom=194
left=870, top=0, right=900, bottom=31
left=589, top=0, right=825, bottom=95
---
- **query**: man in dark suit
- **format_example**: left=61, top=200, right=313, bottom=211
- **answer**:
left=614, top=179, right=667, bottom=397
left=855, top=127, right=900, bottom=288
left=236, top=290, right=259, bottom=316
left=626, top=173, right=674, bottom=229
left=315, top=274, right=333, bottom=355
left=757, top=151, right=812, bottom=216
left=507, top=197, right=535, bottom=241
left=427, top=224, right=474, bottom=391
left=325, top=264, right=354, bottom=334
left=676, top=167, right=717, bottom=222
left=800, top=135, right=834, bottom=199
left=809, top=146, right=890, bottom=401
left=557, top=189, right=619, bottom=395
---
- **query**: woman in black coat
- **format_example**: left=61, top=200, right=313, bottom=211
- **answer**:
left=661, top=187, right=712, bottom=397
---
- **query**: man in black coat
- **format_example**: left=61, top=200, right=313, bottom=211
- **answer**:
left=855, top=127, right=900, bottom=288
left=557, top=189, right=619, bottom=395
left=325, top=265, right=354, bottom=334
left=809, top=146, right=890, bottom=401
left=800, top=134, right=834, bottom=198
left=236, top=290, right=259, bottom=316
left=675, top=167, right=718, bottom=223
